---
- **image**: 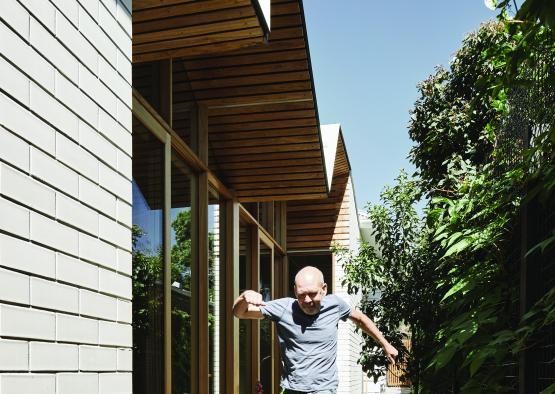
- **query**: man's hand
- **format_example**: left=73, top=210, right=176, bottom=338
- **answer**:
left=232, top=290, right=265, bottom=319
left=242, top=290, right=266, bottom=307
left=384, top=343, right=398, bottom=365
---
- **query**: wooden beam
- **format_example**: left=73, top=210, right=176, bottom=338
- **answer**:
left=163, top=138, right=172, bottom=394
left=191, top=102, right=210, bottom=394
left=250, top=225, right=260, bottom=393
left=220, top=201, right=240, bottom=394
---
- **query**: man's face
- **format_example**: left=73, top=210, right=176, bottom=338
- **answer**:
left=294, top=276, right=327, bottom=315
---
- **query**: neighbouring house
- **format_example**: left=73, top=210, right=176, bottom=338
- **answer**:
left=0, top=1, right=369, bottom=393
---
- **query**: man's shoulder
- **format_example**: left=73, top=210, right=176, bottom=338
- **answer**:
left=260, top=297, right=294, bottom=318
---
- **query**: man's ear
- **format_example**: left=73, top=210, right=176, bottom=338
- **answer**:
left=321, top=283, right=328, bottom=296
left=293, top=284, right=298, bottom=297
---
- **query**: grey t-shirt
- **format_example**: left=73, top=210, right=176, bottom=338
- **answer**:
left=259, top=294, right=352, bottom=391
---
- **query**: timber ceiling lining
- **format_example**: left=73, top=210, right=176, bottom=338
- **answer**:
left=133, top=0, right=269, bottom=62
left=286, top=130, right=353, bottom=250
left=132, top=0, right=328, bottom=202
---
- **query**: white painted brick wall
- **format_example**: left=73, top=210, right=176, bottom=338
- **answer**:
left=57, top=313, right=99, bottom=344
left=80, top=0, right=100, bottom=20
left=56, top=193, right=100, bottom=236
left=0, top=21, right=55, bottom=91
left=80, top=345, right=117, bottom=371
left=0, top=374, right=56, bottom=394
left=98, top=109, right=132, bottom=153
left=57, top=373, right=99, bottom=394
left=30, top=211, right=79, bottom=256
left=80, top=289, right=118, bottom=321
left=99, top=268, right=132, bottom=299
left=29, top=341, right=79, bottom=371
left=0, top=233, right=56, bottom=278
left=30, top=147, right=79, bottom=198
left=30, top=277, right=79, bottom=313
left=98, top=320, right=132, bottom=347
left=52, top=0, right=79, bottom=26
left=117, top=299, right=132, bottom=324
left=1, top=163, right=56, bottom=216
left=56, top=133, right=100, bottom=183
left=30, top=18, right=79, bottom=83
left=117, top=249, right=132, bottom=275
left=99, top=215, right=131, bottom=251
left=99, top=162, right=132, bottom=203
left=0, top=268, right=30, bottom=305
left=56, top=72, right=99, bottom=129
left=0, top=304, right=56, bottom=340
left=22, top=0, right=56, bottom=33
left=0, top=126, right=30, bottom=172
left=56, top=9, right=99, bottom=75
left=0, top=339, right=29, bottom=370
left=0, top=196, right=30, bottom=238
left=79, top=232, right=117, bottom=269
left=57, top=253, right=99, bottom=290
left=2, top=0, right=30, bottom=40
left=0, top=56, right=30, bottom=106
left=117, top=348, right=132, bottom=371
left=98, top=372, right=132, bottom=394
left=79, top=5, right=118, bottom=65
left=79, top=120, right=118, bottom=168
left=0, top=0, right=132, bottom=382
left=116, top=199, right=132, bottom=227
left=79, top=176, right=118, bottom=218
left=0, top=92, right=56, bottom=154
left=30, top=82, right=79, bottom=141
left=98, top=56, right=131, bottom=105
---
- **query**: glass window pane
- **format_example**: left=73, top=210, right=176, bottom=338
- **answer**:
left=170, top=151, right=194, bottom=394
left=132, top=118, right=165, bottom=394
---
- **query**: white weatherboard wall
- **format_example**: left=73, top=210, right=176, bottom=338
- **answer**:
left=0, top=1, right=132, bottom=393
left=335, top=175, right=365, bottom=394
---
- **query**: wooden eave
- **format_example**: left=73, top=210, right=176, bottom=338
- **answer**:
left=133, top=0, right=271, bottom=63
left=133, top=0, right=328, bottom=203
left=286, top=126, right=353, bottom=251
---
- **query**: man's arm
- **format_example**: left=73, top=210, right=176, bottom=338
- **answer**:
left=348, top=309, right=399, bottom=364
left=232, top=290, right=265, bottom=319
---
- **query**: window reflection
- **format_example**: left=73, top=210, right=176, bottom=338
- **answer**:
left=170, top=151, right=193, bottom=394
left=132, top=119, right=165, bottom=394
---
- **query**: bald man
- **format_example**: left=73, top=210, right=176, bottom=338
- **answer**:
left=233, top=266, right=398, bottom=394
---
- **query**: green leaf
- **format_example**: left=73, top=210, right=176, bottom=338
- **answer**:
left=442, top=279, right=468, bottom=302
left=469, top=353, right=487, bottom=377
left=540, top=383, right=555, bottom=394
left=443, top=237, right=472, bottom=258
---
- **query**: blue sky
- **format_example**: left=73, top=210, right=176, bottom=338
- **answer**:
left=303, top=1, right=496, bottom=208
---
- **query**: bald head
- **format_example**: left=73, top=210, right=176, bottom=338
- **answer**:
left=294, top=266, right=324, bottom=288
left=294, top=266, right=327, bottom=315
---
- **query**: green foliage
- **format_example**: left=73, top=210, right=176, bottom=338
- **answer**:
left=132, top=209, right=217, bottom=391
left=342, top=8, right=555, bottom=392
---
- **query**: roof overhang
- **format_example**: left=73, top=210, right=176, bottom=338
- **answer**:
left=133, top=0, right=272, bottom=63
left=287, top=124, right=354, bottom=250
left=133, top=0, right=328, bottom=202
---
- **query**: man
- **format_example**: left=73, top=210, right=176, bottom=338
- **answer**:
left=233, top=266, right=398, bottom=394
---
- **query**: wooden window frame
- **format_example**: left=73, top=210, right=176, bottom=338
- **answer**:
left=133, top=88, right=288, bottom=394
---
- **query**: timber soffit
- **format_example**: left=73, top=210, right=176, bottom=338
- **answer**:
left=133, top=0, right=329, bottom=202
left=287, top=124, right=355, bottom=251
